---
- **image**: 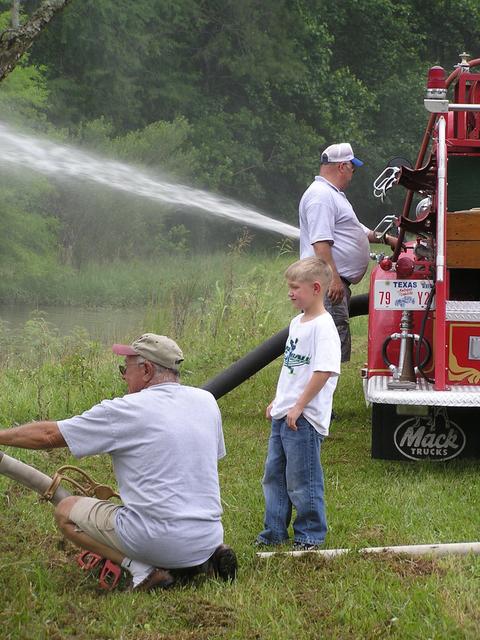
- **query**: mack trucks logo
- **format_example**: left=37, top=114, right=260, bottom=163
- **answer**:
left=394, top=411, right=466, bottom=461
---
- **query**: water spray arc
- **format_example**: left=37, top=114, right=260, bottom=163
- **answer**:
left=0, top=122, right=299, bottom=239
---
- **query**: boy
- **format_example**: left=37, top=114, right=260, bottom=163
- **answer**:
left=256, top=256, right=341, bottom=549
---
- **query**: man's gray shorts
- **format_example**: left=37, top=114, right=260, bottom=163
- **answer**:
left=324, top=279, right=352, bottom=362
left=69, top=497, right=128, bottom=556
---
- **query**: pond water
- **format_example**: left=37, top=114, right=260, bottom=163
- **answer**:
left=0, top=304, right=147, bottom=344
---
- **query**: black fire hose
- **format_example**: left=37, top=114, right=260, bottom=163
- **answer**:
left=202, top=293, right=369, bottom=400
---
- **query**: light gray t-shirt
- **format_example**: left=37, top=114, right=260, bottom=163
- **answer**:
left=58, top=383, right=225, bottom=568
left=271, top=312, right=341, bottom=436
left=299, top=176, right=370, bottom=283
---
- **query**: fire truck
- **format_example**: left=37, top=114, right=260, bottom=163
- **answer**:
left=364, top=53, right=480, bottom=461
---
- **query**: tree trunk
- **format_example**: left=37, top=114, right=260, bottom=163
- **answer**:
left=0, top=0, right=72, bottom=82
left=11, top=0, right=21, bottom=29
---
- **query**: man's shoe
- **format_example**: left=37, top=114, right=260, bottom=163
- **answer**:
left=132, top=568, right=175, bottom=592
left=206, top=544, right=238, bottom=581
left=254, top=539, right=286, bottom=549
left=254, top=539, right=269, bottom=548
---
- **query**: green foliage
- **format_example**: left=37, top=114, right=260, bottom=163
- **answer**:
left=0, top=62, right=49, bottom=123
left=409, top=0, right=480, bottom=67
left=0, top=175, right=62, bottom=301
left=0, top=312, right=106, bottom=422
left=0, top=8, right=50, bottom=124
left=110, top=118, right=199, bottom=177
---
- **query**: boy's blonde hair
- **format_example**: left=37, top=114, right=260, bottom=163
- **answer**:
left=284, top=256, right=332, bottom=290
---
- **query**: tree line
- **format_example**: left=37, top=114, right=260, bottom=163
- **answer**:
left=0, top=0, right=479, bottom=283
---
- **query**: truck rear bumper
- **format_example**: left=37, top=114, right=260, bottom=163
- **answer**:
left=365, top=375, right=480, bottom=407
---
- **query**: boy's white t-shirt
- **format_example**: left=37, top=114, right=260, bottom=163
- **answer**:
left=270, top=312, right=341, bottom=436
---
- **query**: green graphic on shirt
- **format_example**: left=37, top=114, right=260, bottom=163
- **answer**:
left=284, top=338, right=310, bottom=374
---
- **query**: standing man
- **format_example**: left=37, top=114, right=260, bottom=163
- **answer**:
left=0, top=333, right=237, bottom=591
left=299, top=142, right=396, bottom=361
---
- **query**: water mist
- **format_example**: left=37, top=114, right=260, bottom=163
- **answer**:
left=0, top=122, right=299, bottom=239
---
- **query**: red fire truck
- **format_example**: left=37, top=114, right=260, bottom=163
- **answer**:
left=364, top=54, right=480, bottom=461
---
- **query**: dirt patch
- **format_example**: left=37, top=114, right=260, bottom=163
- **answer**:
left=179, top=598, right=236, bottom=630
left=367, top=553, right=445, bottom=578
left=135, top=632, right=229, bottom=640
left=129, top=598, right=237, bottom=639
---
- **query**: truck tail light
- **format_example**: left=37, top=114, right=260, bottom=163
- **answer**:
left=380, top=257, right=393, bottom=271
left=426, top=66, right=447, bottom=99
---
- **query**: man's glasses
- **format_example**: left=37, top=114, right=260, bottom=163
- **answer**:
left=338, top=161, right=355, bottom=174
left=118, top=360, right=145, bottom=376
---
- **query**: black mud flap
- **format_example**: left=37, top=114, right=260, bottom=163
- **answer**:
left=371, top=403, right=480, bottom=461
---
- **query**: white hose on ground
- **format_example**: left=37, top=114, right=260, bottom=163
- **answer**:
left=0, top=450, right=71, bottom=504
left=256, top=542, right=480, bottom=559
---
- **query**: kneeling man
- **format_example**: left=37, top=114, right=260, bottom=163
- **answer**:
left=0, top=333, right=237, bottom=590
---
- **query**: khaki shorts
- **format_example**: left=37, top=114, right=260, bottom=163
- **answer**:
left=69, top=497, right=128, bottom=556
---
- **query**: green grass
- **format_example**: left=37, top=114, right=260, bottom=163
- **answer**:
left=0, top=237, right=295, bottom=308
left=0, top=250, right=479, bottom=639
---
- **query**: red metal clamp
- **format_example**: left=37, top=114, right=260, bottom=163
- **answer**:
left=76, top=550, right=104, bottom=571
left=98, top=559, right=123, bottom=590
left=76, top=550, right=123, bottom=590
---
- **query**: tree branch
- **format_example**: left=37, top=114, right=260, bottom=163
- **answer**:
left=0, top=0, right=72, bottom=82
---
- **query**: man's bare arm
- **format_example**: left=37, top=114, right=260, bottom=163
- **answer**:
left=367, top=229, right=398, bottom=250
left=0, top=421, right=66, bottom=449
left=312, top=240, right=344, bottom=304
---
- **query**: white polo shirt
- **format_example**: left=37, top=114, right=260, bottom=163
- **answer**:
left=58, top=383, right=225, bottom=568
left=299, top=176, right=370, bottom=284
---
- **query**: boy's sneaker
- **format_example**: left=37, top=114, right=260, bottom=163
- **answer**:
left=254, top=537, right=289, bottom=548
left=254, top=539, right=272, bottom=548
left=293, top=542, right=320, bottom=551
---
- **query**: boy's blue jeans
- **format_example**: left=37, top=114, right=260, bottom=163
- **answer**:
left=257, top=415, right=327, bottom=546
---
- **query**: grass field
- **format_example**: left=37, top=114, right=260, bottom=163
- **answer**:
left=0, top=251, right=479, bottom=639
